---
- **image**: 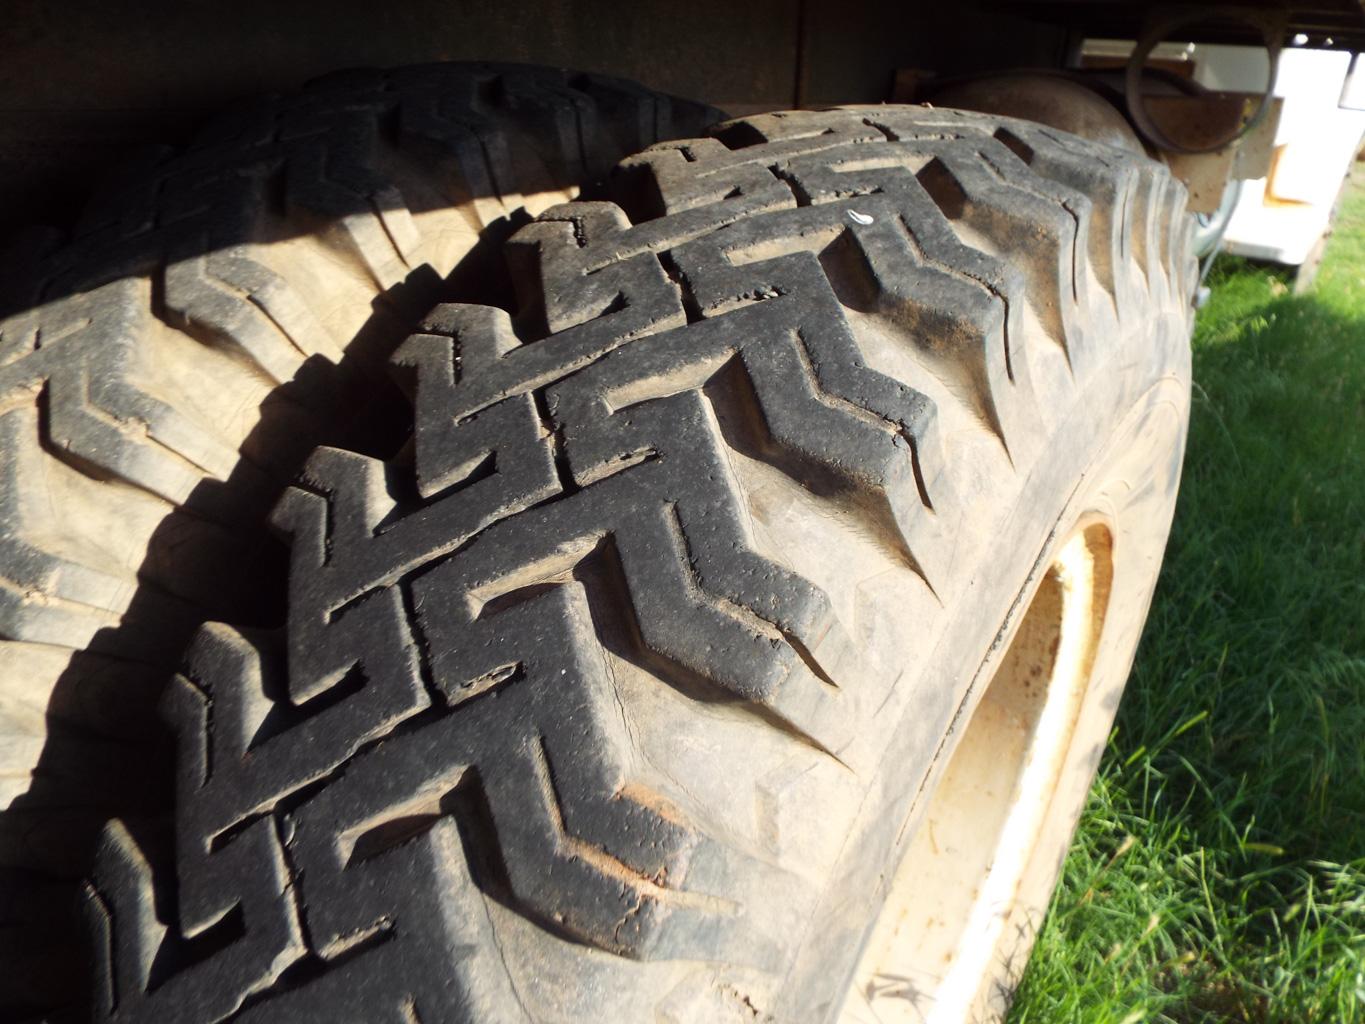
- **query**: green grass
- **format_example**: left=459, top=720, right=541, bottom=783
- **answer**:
left=1007, top=174, right=1365, bottom=1023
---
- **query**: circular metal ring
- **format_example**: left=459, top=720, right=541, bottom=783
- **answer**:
left=1125, top=5, right=1286, bottom=154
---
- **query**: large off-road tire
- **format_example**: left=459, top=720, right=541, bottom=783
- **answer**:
left=87, top=107, right=1194, bottom=1023
left=0, top=63, right=719, bottom=1020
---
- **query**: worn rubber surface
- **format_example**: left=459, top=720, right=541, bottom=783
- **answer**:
left=86, top=107, right=1194, bottom=1022
left=0, top=63, right=719, bottom=1020
left=0, top=61, right=718, bottom=653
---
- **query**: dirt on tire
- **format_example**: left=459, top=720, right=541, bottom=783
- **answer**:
left=59, top=105, right=1194, bottom=1022
left=0, top=62, right=721, bottom=1021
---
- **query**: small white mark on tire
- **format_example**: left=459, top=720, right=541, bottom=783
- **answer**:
left=848, top=209, right=875, bottom=226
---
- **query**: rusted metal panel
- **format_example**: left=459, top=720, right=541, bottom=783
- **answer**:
left=1165, top=146, right=1240, bottom=211
left=1150, top=92, right=1284, bottom=212
left=1144, top=93, right=1251, bottom=150
left=1232, top=95, right=1284, bottom=178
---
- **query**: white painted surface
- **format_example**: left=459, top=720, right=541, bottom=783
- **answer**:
left=1223, top=48, right=1365, bottom=265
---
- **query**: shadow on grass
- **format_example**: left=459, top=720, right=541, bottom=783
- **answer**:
left=1009, top=258, right=1365, bottom=1023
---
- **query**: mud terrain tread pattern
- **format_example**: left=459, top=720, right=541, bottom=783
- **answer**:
left=87, top=108, right=1194, bottom=1022
left=0, top=62, right=719, bottom=654
left=0, top=63, right=721, bottom=1021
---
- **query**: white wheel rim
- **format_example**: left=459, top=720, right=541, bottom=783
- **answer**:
left=841, top=522, right=1114, bottom=1024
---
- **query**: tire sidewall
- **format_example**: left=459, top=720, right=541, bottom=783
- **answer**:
left=780, top=305, right=1193, bottom=1022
